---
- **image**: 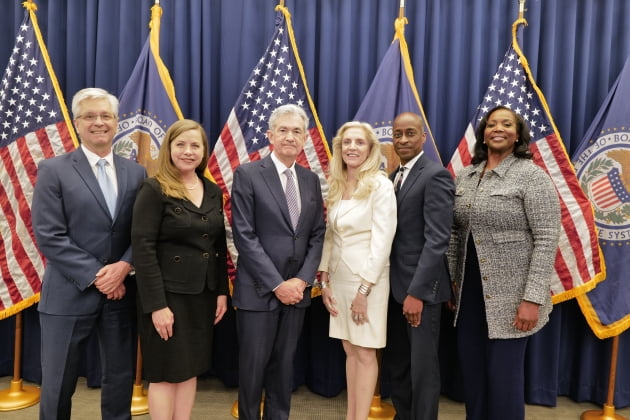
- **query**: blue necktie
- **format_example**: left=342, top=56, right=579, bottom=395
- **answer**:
left=96, top=159, right=116, bottom=217
left=284, top=169, right=300, bottom=229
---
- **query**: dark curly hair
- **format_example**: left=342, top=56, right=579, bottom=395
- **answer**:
left=471, top=105, right=533, bottom=164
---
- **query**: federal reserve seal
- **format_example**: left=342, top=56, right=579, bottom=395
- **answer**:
left=574, top=131, right=630, bottom=243
left=113, top=110, right=168, bottom=176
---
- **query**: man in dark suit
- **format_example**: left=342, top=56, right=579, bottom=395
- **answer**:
left=385, top=112, right=455, bottom=420
left=32, top=88, right=146, bottom=420
left=231, top=104, right=325, bottom=420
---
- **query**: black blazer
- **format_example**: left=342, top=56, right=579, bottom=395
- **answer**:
left=389, top=154, right=455, bottom=305
left=131, top=177, right=229, bottom=314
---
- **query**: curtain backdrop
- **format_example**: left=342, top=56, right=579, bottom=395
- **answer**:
left=1, top=0, right=630, bottom=408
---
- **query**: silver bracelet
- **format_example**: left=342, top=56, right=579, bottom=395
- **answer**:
left=320, top=281, right=329, bottom=289
left=358, top=283, right=371, bottom=296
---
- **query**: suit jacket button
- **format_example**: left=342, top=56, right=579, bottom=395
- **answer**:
left=174, top=207, right=182, bottom=214
left=202, top=233, right=209, bottom=239
left=201, top=216, right=209, bottom=222
left=173, top=256, right=182, bottom=263
left=482, top=276, right=488, bottom=281
left=202, top=253, right=210, bottom=259
left=479, top=258, right=486, bottom=263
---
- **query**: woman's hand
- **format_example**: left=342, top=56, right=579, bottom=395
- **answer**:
left=152, top=307, right=174, bottom=341
left=350, top=293, right=368, bottom=325
left=513, top=300, right=540, bottom=332
left=214, top=295, right=228, bottom=325
left=322, top=286, right=338, bottom=316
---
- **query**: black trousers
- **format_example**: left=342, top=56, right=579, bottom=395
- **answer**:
left=456, top=238, right=529, bottom=420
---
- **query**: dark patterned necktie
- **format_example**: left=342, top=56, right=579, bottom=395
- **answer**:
left=395, top=166, right=406, bottom=194
left=284, top=169, right=299, bottom=229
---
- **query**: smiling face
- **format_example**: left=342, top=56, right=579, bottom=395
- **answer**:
left=170, top=128, right=204, bottom=176
left=392, top=113, right=426, bottom=165
left=74, top=98, right=118, bottom=156
left=483, top=108, right=518, bottom=157
left=341, top=127, right=371, bottom=170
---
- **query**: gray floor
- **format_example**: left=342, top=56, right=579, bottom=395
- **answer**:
left=1, top=376, right=629, bottom=419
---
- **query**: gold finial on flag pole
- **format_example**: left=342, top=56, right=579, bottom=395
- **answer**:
left=398, top=0, right=405, bottom=20
left=279, top=0, right=285, bottom=7
left=21, top=0, right=37, bottom=12
left=518, top=0, right=526, bottom=20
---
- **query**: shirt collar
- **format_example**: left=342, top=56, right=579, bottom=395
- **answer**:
left=398, top=150, right=423, bottom=172
left=82, top=145, right=114, bottom=168
left=270, top=152, right=296, bottom=177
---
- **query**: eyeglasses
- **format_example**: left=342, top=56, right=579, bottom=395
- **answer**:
left=392, top=129, right=421, bottom=139
left=77, top=113, right=116, bottom=122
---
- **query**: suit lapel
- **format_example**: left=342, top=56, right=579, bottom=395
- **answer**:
left=397, top=154, right=426, bottom=202
left=112, top=154, right=128, bottom=221
left=261, top=157, right=294, bottom=229
left=72, top=148, right=112, bottom=219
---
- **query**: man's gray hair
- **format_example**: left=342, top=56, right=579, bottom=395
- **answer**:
left=71, top=88, right=119, bottom=118
left=268, top=104, right=309, bottom=132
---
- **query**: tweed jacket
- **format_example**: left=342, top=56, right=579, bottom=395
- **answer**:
left=318, top=174, right=397, bottom=285
left=448, top=155, right=561, bottom=339
left=131, top=177, right=229, bottom=314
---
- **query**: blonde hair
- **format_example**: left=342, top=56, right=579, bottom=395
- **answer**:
left=154, top=119, right=209, bottom=200
left=327, top=121, right=383, bottom=207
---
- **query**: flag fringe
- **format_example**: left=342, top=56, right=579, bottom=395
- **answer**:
left=26, top=2, right=78, bottom=148
left=0, top=293, right=40, bottom=321
left=149, top=4, right=184, bottom=121
left=275, top=5, right=331, bottom=159
left=576, top=293, right=630, bottom=339
left=512, top=16, right=607, bottom=302
left=394, top=17, right=442, bottom=162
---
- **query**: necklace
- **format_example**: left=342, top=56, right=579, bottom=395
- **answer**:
left=184, top=178, right=200, bottom=190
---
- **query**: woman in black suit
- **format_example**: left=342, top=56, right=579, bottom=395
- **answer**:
left=131, top=119, right=229, bottom=419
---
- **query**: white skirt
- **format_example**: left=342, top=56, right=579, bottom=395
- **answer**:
left=328, top=260, right=389, bottom=348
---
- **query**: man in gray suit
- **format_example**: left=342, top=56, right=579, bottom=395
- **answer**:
left=385, top=112, right=455, bottom=420
left=32, top=88, right=146, bottom=420
left=231, top=104, right=325, bottom=420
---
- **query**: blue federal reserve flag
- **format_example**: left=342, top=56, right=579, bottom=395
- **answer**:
left=572, top=56, right=630, bottom=339
left=353, top=18, right=441, bottom=172
left=113, top=4, right=182, bottom=176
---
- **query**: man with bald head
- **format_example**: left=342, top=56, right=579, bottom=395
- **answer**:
left=385, top=112, right=455, bottom=419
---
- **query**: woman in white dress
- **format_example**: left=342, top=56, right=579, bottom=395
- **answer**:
left=318, top=121, right=397, bottom=420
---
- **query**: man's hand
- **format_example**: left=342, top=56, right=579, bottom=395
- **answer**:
left=106, top=284, right=126, bottom=300
left=403, top=295, right=424, bottom=328
left=94, top=261, right=132, bottom=295
left=274, top=277, right=306, bottom=305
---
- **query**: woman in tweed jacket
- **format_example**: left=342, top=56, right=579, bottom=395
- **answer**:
left=448, top=106, right=561, bottom=420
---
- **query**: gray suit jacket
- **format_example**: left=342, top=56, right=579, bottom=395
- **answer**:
left=448, top=155, right=561, bottom=338
left=231, top=155, right=325, bottom=311
left=389, top=153, right=455, bottom=305
left=32, top=147, right=146, bottom=315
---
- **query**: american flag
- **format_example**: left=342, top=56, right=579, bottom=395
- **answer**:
left=208, top=7, right=330, bottom=280
left=0, top=7, right=76, bottom=319
left=447, top=26, right=604, bottom=303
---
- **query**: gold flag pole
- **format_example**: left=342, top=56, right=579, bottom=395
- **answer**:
left=130, top=337, right=148, bottom=415
left=581, top=335, right=628, bottom=420
left=0, top=0, right=45, bottom=410
left=129, top=0, right=166, bottom=416
left=0, top=312, right=40, bottom=411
